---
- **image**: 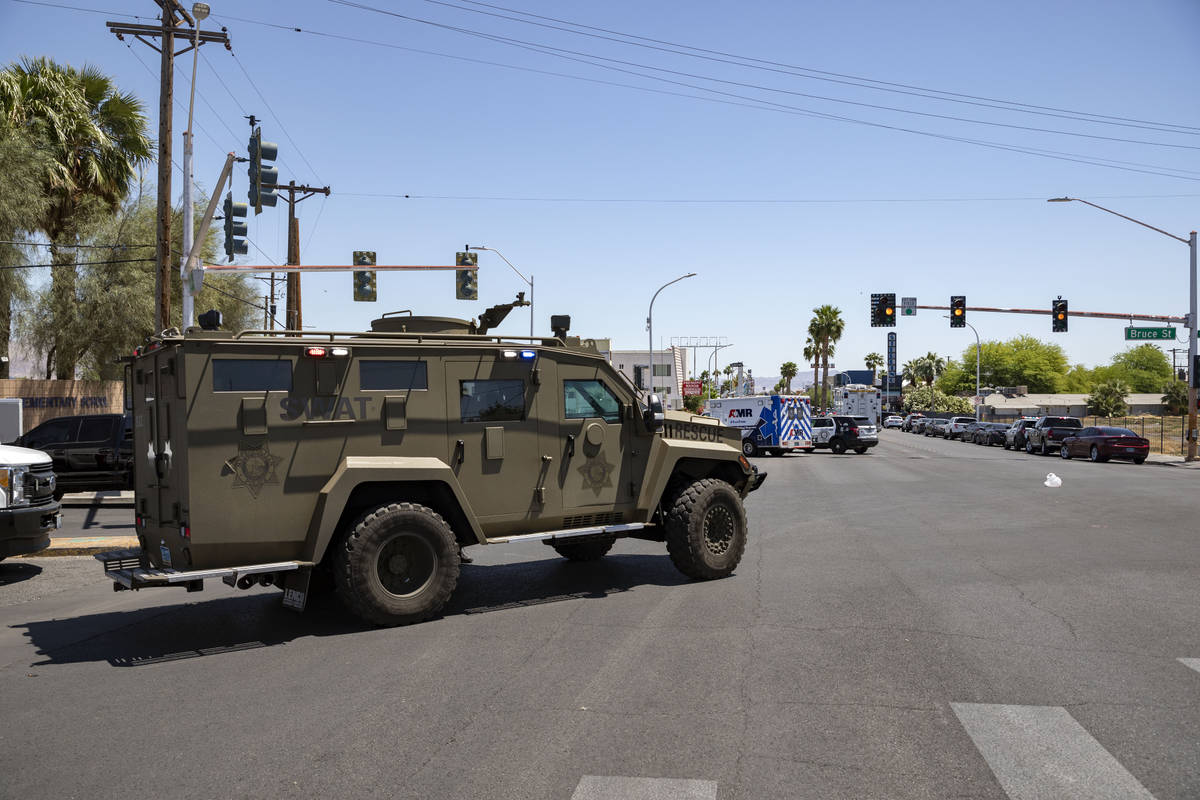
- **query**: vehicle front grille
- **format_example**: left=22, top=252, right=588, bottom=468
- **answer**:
left=24, top=464, right=57, bottom=506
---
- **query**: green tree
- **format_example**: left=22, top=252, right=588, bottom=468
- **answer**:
left=683, top=393, right=703, bottom=413
left=1087, top=379, right=1130, bottom=417
left=1162, top=380, right=1188, bottom=415
left=1062, top=363, right=1099, bottom=393
left=901, top=358, right=921, bottom=387
left=803, top=339, right=818, bottom=396
left=936, top=359, right=974, bottom=396
left=902, top=385, right=974, bottom=413
left=0, top=127, right=49, bottom=377
left=0, top=57, right=152, bottom=378
left=1102, top=344, right=1173, bottom=393
left=779, top=361, right=798, bottom=393
left=807, top=305, right=844, bottom=409
left=19, top=187, right=258, bottom=379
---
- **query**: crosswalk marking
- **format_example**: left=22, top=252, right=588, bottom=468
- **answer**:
left=1178, top=658, right=1200, bottom=675
left=951, top=703, right=1156, bottom=799
left=570, top=776, right=718, bottom=800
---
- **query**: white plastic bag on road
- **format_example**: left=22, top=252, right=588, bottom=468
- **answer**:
left=1044, top=473, right=1062, bottom=488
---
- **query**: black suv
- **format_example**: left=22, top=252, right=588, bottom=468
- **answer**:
left=13, top=414, right=133, bottom=498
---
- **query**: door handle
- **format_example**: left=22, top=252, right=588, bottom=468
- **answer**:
left=565, top=434, right=575, bottom=457
left=454, top=439, right=464, bottom=465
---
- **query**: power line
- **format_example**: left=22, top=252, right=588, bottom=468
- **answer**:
left=337, top=192, right=1200, bottom=204
left=413, top=0, right=1200, bottom=135
left=227, top=7, right=1200, bottom=181
left=0, top=239, right=155, bottom=247
left=226, top=49, right=323, bottom=184
left=330, top=2, right=1199, bottom=152
left=0, top=257, right=155, bottom=270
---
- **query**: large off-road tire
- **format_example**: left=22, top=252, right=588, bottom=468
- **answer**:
left=334, top=502, right=460, bottom=626
left=551, top=537, right=615, bottom=561
left=830, top=438, right=847, bottom=455
left=741, top=439, right=757, bottom=457
left=663, top=478, right=747, bottom=580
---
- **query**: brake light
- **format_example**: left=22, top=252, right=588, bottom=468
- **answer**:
left=305, top=346, right=327, bottom=358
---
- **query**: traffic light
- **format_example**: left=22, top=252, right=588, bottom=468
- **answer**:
left=456, top=251, right=478, bottom=300
left=222, top=193, right=248, bottom=262
left=1052, top=298, right=1068, bottom=332
left=247, top=126, right=279, bottom=214
left=950, top=295, right=966, bottom=328
left=352, top=250, right=377, bottom=302
left=870, top=293, right=896, bottom=327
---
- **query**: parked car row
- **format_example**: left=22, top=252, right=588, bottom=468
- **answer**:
left=896, top=412, right=1149, bottom=464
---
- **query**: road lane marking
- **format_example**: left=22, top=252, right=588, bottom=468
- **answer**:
left=951, top=703, right=1155, bottom=799
left=1179, top=658, right=1200, bottom=675
left=570, top=776, right=717, bottom=800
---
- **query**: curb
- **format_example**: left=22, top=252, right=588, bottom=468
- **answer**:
left=20, top=535, right=140, bottom=558
left=59, top=492, right=134, bottom=508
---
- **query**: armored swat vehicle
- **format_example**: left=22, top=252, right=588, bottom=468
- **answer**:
left=97, top=304, right=765, bottom=625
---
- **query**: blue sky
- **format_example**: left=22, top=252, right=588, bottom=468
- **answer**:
left=3, top=0, right=1199, bottom=380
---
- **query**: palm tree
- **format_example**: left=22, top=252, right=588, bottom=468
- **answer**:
left=1162, top=380, right=1189, bottom=415
left=808, top=305, right=845, bottom=409
left=864, top=352, right=884, bottom=380
left=779, top=361, right=798, bottom=393
left=901, top=358, right=921, bottom=387
left=915, top=352, right=946, bottom=387
left=803, top=339, right=818, bottom=398
left=1, top=57, right=152, bottom=378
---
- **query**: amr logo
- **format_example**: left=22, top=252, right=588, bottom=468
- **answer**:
left=727, top=408, right=754, bottom=419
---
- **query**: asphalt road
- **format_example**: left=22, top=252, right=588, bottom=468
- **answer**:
left=2, top=431, right=1198, bottom=799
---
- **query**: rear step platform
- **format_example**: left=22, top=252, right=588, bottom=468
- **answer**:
left=95, top=548, right=308, bottom=590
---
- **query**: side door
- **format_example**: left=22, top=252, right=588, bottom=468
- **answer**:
left=445, top=356, right=556, bottom=528
left=811, top=418, right=833, bottom=445
left=1072, top=427, right=1094, bottom=456
left=556, top=367, right=634, bottom=513
left=21, top=417, right=79, bottom=471
left=69, top=415, right=117, bottom=476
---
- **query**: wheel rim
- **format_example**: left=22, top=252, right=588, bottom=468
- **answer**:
left=702, top=503, right=736, bottom=556
left=1061, top=445, right=1069, bottom=458
left=375, top=533, right=437, bottom=598
left=1090, top=446, right=1099, bottom=462
left=742, top=441, right=754, bottom=456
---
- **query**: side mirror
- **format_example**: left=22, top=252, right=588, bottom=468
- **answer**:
left=643, top=393, right=665, bottom=432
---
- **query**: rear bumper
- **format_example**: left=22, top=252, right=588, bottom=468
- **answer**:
left=95, top=547, right=309, bottom=590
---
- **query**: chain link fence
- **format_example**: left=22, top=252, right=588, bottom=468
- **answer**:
left=1080, top=415, right=1189, bottom=456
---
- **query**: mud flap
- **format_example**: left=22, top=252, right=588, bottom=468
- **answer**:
left=281, top=567, right=312, bottom=612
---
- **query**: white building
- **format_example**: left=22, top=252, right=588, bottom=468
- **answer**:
left=609, top=347, right=686, bottom=409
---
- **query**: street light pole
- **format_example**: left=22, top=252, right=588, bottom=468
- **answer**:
left=466, top=246, right=533, bottom=336
left=1048, top=197, right=1197, bottom=461
left=180, top=2, right=209, bottom=329
left=946, top=315, right=982, bottom=419
left=647, top=273, right=697, bottom=399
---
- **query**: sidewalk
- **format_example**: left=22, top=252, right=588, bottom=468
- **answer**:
left=1146, top=453, right=1200, bottom=469
left=30, top=535, right=139, bottom=557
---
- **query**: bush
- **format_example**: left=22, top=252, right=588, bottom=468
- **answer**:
left=902, top=386, right=974, bottom=414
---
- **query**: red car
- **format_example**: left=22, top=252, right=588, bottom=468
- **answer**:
left=1059, top=426, right=1149, bottom=464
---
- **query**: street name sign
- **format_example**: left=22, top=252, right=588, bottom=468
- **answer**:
left=1124, top=327, right=1176, bottom=341
left=901, top=297, right=916, bottom=316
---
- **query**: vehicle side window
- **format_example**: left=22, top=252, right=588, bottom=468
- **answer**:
left=23, top=418, right=79, bottom=447
left=564, top=380, right=620, bottom=423
left=78, top=417, right=115, bottom=442
left=213, top=359, right=293, bottom=392
left=359, top=360, right=428, bottom=391
left=460, top=379, right=525, bottom=422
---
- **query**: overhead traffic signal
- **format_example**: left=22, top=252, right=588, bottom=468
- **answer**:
left=456, top=251, right=478, bottom=300
left=222, top=193, right=248, bottom=262
left=1052, top=298, right=1068, bottom=332
left=352, top=250, right=377, bottom=302
left=247, top=126, right=279, bottom=214
left=950, top=295, right=966, bottom=328
left=870, top=292, right=896, bottom=327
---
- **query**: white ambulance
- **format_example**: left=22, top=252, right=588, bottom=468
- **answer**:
left=704, top=395, right=813, bottom=456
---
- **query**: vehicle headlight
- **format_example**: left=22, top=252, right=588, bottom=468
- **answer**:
left=0, top=467, right=30, bottom=509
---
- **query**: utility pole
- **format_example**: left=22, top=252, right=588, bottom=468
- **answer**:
left=278, top=181, right=330, bottom=330
left=107, top=2, right=230, bottom=333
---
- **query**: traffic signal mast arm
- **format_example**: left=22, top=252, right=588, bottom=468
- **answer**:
left=914, top=304, right=1186, bottom=324
left=205, top=264, right=469, bottom=272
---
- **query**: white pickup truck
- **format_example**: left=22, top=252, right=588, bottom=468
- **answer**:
left=0, top=444, right=61, bottom=560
